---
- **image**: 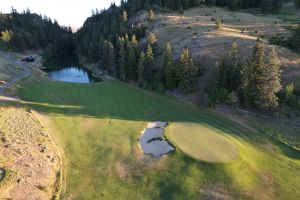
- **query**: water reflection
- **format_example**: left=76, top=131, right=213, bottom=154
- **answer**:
left=43, top=56, right=99, bottom=83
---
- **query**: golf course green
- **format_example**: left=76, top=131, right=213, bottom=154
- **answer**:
left=167, top=122, right=239, bottom=163
left=17, top=79, right=300, bottom=200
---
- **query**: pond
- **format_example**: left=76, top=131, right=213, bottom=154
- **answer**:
left=43, top=56, right=99, bottom=83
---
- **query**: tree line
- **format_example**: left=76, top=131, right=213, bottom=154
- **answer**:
left=0, top=8, right=74, bottom=54
left=84, top=28, right=200, bottom=93
left=213, top=39, right=299, bottom=110
left=123, top=0, right=284, bottom=13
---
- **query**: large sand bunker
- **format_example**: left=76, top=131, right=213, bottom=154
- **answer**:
left=139, top=122, right=174, bottom=157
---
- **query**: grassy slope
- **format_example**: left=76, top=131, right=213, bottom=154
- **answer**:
left=17, top=79, right=300, bottom=200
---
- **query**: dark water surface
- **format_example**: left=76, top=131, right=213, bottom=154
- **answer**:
left=43, top=56, right=98, bottom=83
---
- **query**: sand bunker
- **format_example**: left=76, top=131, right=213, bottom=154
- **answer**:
left=139, top=122, right=174, bottom=157
left=147, top=121, right=168, bottom=128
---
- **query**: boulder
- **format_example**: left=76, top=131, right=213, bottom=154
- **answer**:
left=0, top=168, right=6, bottom=181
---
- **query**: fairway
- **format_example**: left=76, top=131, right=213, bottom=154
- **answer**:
left=168, top=123, right=239, bottom=163
left=16, top=79, right=300, bottom=200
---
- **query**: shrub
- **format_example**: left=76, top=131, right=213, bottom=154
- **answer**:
left=279, top=83, right=295, bottom=103
left=186, top=25, right=193, bottom=29
left=215, top=88, right=229, bottom=103
left=215, top=18, right=223, bottom=30
left=227, top=91, right=240, bottom=107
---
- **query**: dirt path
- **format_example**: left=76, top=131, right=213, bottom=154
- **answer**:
left=0, top=53, right=62, bottom=200
left=0, top=53, right=32, bottom=97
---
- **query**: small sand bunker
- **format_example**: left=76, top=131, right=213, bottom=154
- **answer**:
left=139, top=122, right=174, bottom=157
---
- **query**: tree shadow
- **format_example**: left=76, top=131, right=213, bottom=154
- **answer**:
left=17, top=80, right=300, bottom=161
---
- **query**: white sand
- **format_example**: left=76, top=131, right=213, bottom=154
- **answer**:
left=139, top=122, right=174, bottom=157
left=147, top=121, right=168, bottom=129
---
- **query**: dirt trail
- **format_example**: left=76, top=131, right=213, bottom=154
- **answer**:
left=0, top=53, right=62, bottom=199
left=0, top=53, right=32, bottom=97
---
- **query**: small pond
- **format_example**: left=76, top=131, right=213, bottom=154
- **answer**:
left=43, top=56, right=99, bottom=83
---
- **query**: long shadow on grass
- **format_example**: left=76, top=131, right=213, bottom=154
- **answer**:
left=17, top=80, right=300, bottom=160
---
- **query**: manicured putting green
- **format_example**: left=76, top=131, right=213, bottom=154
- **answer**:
left=168, top=122, right=239, bottom=163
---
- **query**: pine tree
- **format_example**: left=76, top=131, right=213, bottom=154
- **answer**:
left=291, top=24, right=300, bottom=50
left=143, top=44, right=155, bottom=88
left=227, top=0, right=239, bottom=10
left=261, top=0, right=272, bottom=12
left=242, top=41, right=265, bottom=108
left=206, top=0, right=216, bottom=6
left=124, top=33, right=130, bottom=44
left=178, top=48, right=198, bottom=93
left=102, top=40, right=109, bottom=69
left=118, top=38, right=126, bottom=81
left=122, top=10, right=128, bottom=22
left=131, top=34, right=138, bottom=47
left=271, top=0, right=282, bottom=12
left=127, top=43, right=137, bottom=81
left=217, top=41, right=242, bottom=92
left=164, top=43, right=176, bottom=89
left=145, top=43, right=154, bottom=61
left=144, top=0, right=150, bottom=10
left=265, top=47, right=282, bottom=107
left=295, top=0, right=300, bottom=8
left=147, top=32, right=157, bottom=45
left=148, top=9, right=155, bottom=21
left=242, top=41, right=281, bottom=109
left=107, top=42, right=115, bottom=76
left=137, top=52, right=146, bottom=86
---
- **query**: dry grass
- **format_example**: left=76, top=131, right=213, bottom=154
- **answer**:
left=0, top=104, right=60, bottom=199
left=144, top=5, right=300, bottom=90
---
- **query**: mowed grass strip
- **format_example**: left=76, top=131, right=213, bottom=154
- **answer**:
left=168, top=122, right=239, bottom=163
left=16, top=79, right=300, bottom=200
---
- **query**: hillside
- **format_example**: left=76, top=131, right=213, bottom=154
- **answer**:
left=0, top=9, right=74, bottom=55
left=144, top=4, right=300, bottom=95
left=76, top=3, right=300, bottom=104
left=0, top=1, right=300, bottom=200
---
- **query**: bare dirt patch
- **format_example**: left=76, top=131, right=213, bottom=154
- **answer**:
left=198, top=185, right=231, bottom=200
left=115, top=145, right=169, bottom=180
left=0, top=105, right=60, bottom=199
